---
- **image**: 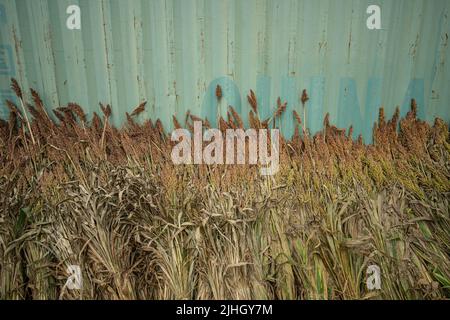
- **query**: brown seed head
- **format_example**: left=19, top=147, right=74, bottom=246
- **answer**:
left=301, top=89, right=309, bottom=106
left=131, top=101, right=146, bottom=117
left=172, top=115, right=181, bottom=129
left=11, top=78, right=22, bottom=99
left=274, top=97, right=287, bottom=117
left=293, top=110, right=302, bottom=125
left=411, top=99, right=417, bottom=117
left=216, top=85, right=222, bottom=100
left=247, top=89, right=257, bottom=113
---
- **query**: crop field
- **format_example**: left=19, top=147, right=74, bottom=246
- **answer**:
left=0, top=79, right=448, bottom=300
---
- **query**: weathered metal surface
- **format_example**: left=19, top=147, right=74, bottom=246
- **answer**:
left=0, top=0, right=449, bottom=141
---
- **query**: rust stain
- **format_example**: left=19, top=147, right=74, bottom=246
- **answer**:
left=347, top=31, right=352, bottom=63
left=409, top=34, right=420, bottom=57
left=12, top=26, right=23, bottom=77
left=101, top=1, right=114, bottom=105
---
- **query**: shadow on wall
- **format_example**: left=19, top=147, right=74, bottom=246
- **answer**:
left=0, top=75, right=431, bottom=145
left=197, top=75, right=426, bottom=143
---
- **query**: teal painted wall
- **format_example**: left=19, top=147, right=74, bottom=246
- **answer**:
left=0, top=0, right=449, bottom=141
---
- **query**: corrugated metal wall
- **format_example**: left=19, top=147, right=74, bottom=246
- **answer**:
left=0, top=0, right=449, bottom=141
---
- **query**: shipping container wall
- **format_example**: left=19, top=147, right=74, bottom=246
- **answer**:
left=0, top=0, right=449, bottom=141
